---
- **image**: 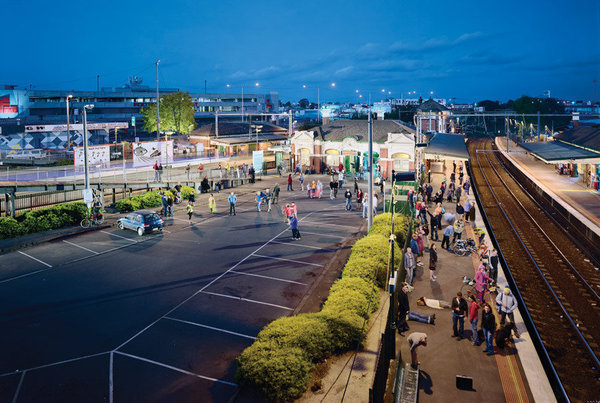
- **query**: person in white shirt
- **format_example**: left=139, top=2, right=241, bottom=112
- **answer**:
left=372, top=194, right=378, bottom=216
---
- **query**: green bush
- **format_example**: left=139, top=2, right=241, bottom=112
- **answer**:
left=342, top=255, right=387, bottom=288
left=350, top=234, right=401, bottom=269
left=329, top=277, right=379, bottom=313
left=316, top=309, right=365, bottom=352
left=181, top=186, right=196, bottom=200
left=115, top=191, right=161, bottom=212
left=236, top=340, right=313, bottom=402
left=257, top=314, right=335, bottom=362
left=322, top=288, right=370, bottom=319
left=0, top=217, right=26, bottom=239
left=368, top=213, right=411, bottom=246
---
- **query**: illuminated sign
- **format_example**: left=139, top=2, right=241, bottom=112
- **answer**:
left=25, top=122, right=128, bottom=132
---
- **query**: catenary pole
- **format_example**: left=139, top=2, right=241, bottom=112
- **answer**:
left=368, top=110, right=374, bottom=229
left=156, top=60, right=160, bottom=141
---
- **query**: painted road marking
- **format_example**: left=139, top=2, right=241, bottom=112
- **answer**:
left=101, top=231, right=137, bottom=242
left=0, top=269, right=50, bottom=285
left=252, top=253, right=324, bottom=267
left=164, top=317, right=256, bottom=340
left=229, top=270, right=308, bottom=286
left=299, top=230, right=345, bottom=238
left=0, top=351, right=111, bottom=378
left=270, top=240, right=325, bottom=250
left=300, top=220, right=357, bottom=230
left=201, top=291, right=294, bottom=311
left=11, top=371, right=25, bottom=403
left=63, top=240, right=99, bottom=255
left=114, top=351, right=237, bottom=387
left=17, top=251, right=52, bottom=268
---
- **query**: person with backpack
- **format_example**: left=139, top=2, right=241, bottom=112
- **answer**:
left=496, top=286, right=520, bottom=338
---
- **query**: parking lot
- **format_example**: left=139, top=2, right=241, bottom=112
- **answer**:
left=0, top=182, right=367, bottom=402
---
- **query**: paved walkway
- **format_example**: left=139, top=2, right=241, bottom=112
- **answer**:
left=393, top=161, right=554, bottom=402
left=496, top=137, right=600, bottom=236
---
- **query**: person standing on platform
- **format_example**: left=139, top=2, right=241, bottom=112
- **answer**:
left=463, top=199, right=472, bottom=222
left=453, top=218, right=465, bottom=243
left=404, top=247, right=416, bottom=286
left=441, top=224, right=453, bottom=250
left=208, top=194, right=216, bottom=214
left=411, top=233, right=423, bottom=267
left=228, top=192, right=237, bottom=216
left=397, top=283, right=410, bottom=333
left=407, top=333, right=428, bottom=369
left=481, top=303, right=496, bottom=355
left=455, top=185, right=462, bottom=203
left=344, top=189, right=352, bottom=211
left=287, top=174, right=293, bottom=191
left=475, top=264, right=489, bottom=303
left=451, top=291, right=468, bottom=339
left=469, top=295, right=481, bottom=346
left=489, top=249, right=499, bottom=283
left=429, top=243, right=438, bottom=281
left=496, top=287, right=520, bottom=338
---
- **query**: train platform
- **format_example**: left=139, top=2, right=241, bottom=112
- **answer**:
left=495, top=136, right=600, bottom=237
left=393, top=161, right=555, bottom=402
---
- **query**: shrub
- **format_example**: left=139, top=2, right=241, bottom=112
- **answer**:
left=317, top=309, right=365, bottom=351
left=236, top=340, right=313, bottom=402
left=369, top=213, right=411, bottom=246
left=329, top=277, right=379, bottom=313
left=181, top=186, right=196, bottom=200
left=0, top=217, right=26, bottom=239
left=322, top=288, right=370, bottom=319
left=114, top=191, right=161, bottom=212
left=350, top=234, right=401, bottom=269
left=342, top=255, right=388, bottom=288
left=257, top=314, right=335, bottom=361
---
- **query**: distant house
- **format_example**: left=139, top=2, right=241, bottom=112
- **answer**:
left=290, top=119, right=415, bottom=177
left=416, top=99, right=450, bottom=133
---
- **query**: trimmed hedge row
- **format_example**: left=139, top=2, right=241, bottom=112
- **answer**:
left=0, top=201, right=88, bottom=240
left=114, top=187, right=197, bottom=213
left=368, top=213, right=411, bottom=246
left=236, top=229, right=403, bottom=401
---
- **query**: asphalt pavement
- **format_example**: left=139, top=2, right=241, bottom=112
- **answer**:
left=0, top=176, right=368, bottom=402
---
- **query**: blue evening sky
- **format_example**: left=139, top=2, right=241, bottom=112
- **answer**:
left=2, top=0, right=599, bottom=103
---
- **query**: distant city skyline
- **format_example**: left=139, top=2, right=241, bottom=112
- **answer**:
left=2, top=1, right=599, bottom=104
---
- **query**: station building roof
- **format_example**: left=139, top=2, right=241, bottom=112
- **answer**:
left=423, top=133, right=469, bottom=161
left=210, top=133, right=288, bottom=146
left=519, top=140, right=600, bottom=164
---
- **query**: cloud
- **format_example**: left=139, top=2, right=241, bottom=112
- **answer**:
left=334, top=66, right=354, bottom=76
left=390, top=32, right=484, bottom=54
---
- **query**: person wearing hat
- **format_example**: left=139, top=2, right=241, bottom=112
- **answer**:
left=496, top=286, right=520, bottom=338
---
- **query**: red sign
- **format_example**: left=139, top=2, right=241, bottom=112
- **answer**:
left=0, top=95, right=17, bottom=114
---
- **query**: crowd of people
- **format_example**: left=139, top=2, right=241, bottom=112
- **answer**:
left=399, top=161, right=520, bottom=369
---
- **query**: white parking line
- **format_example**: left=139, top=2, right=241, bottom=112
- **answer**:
left=11, top=371, right=25, bottom=403
left=229, top=270, right=308, bottom=285
left=300, top=230, right=346, bottom=238
left=0, top=269, right=50, bottom=285
left=63, top=240, right=99, bottom=255
left=270, top=240, right=325, bottom=250
left=17, top=251, right=52, bottom=268
left=163, top=317, right=256, bottom=340
left=101, top=230, right=137, bottom=242
left=300, top=220, right=357, bottom=230
left=109, top=352, right=114, bottom=403
left=201, top=291, right=294, bottom=311
left=0, top=351, right=111, bottom=377
left=252, top=253, right=324, bottom=267
left=114, top=351, right=237, bottom=387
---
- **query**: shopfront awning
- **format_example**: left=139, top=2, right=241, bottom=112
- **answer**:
left=423, top=133, right=469, bottom=161
left=519, top=140, right=600, bottom=164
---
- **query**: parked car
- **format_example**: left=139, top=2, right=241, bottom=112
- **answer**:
left=117, top=210, right=164, bottom=236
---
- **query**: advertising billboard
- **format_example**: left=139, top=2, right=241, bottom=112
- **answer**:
left=132, top=140, right=174, bottom=167
left=253, top=150, right=264, bottom=173
left=73, top=144, right=110, bottom=167
left=0, top=90, right=21, bottom=118
left=25, top=122, right=128, bottom=133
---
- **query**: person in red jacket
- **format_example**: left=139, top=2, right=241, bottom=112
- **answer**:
left=469, top=295, right=480, bottom=346
left=287, top=174, right=293, bottom=191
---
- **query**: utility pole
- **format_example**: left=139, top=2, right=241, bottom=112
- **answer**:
left=368, top=110, right=374, bottom=229
left=156, top=59, right=160, bottom=141
left=241, top=86, right=244, bottom=122
left=506, top=117, right=510, bottom=153
left=317, top=87, right=320, bottom=123
left=83, top=105, right=94, bottom=189
left=66, top=95, right=73, bottom=150
left=215, top=111, right=219, bottom=138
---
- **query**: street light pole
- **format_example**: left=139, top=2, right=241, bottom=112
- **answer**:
left=66, top=95, right=73, bottom=149
left=156, top=59, right=160, bottom=141
left=241, top=86, right=244, bottom=122
left=83, top=105, right=94, bottom=189
left=317, top=87, right=320, bottom=123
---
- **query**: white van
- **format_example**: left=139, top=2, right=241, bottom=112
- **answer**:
left=5, top=149, right=48, bottom=159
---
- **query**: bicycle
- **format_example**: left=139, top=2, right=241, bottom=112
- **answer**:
left=461, top=275, right=497, bottom=304
left=80, top=211, right=104, bottom=228
left=453, top=238, right=478, bottom=256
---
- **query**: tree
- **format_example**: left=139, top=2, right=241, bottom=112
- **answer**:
left=142, top=91, right=196, bottom=135
left=513, top=96, right=570, bottom=132
left=298, top=98, right=310, bottom=109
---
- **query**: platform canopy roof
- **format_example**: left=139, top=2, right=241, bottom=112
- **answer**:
left=519, top=140, right=600, bottom=164
left=423, top=133, right=469, bottom=161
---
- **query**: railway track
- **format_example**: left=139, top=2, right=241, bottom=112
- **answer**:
left=469, top=138, right=600, bottom=402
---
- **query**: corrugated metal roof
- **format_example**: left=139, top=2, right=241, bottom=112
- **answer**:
left=424, top=133, right=468, bottom=160
left=519, top=140, right=600, bottom=162
left=311, top=120, right=414, bottom=143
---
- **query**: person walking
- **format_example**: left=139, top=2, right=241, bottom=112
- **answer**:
left=451, top=291, right=468, bottom=339
left=404, top=247, right=416, bottom=286
left=208, top=194, right=217, bottom=214
left=496, top=287, right=520, bottom=338
left=299, top=172, right=305, bottom=191
left=372, top=193, right=378, bottom=216
left=289, top=215, right=301, bottom=240
left=329, top=178, right=335, bottom=199
left=469, top=295, right=481, bottom=346
left=256, top=191, right=262, bottom=212
left=188, top=189, right=195, bottom=206
left=272, top=183, right=280, bottom=204
left=489, top=249, right=499, bottom=283
left=429, top=243, right=438, bottom=280
left=344, top=189, right=352, bottom=211
left=333, top=180, right=339, bottom=198
left=186, top=201, right=194, bottom=222
left=228, top=192, right=237, bottom=216
left=407, top=333, right=428, bottom=369
left=441, top=224, right=453, bottom=250
left=354, top=177, right=359, bottom=193
left=481, top=303, right=496, bottom=355
left=287, top=174, right=293, bottom=191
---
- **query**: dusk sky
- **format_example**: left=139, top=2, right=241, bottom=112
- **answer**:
left=2, top=0, right=599, bottom=103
